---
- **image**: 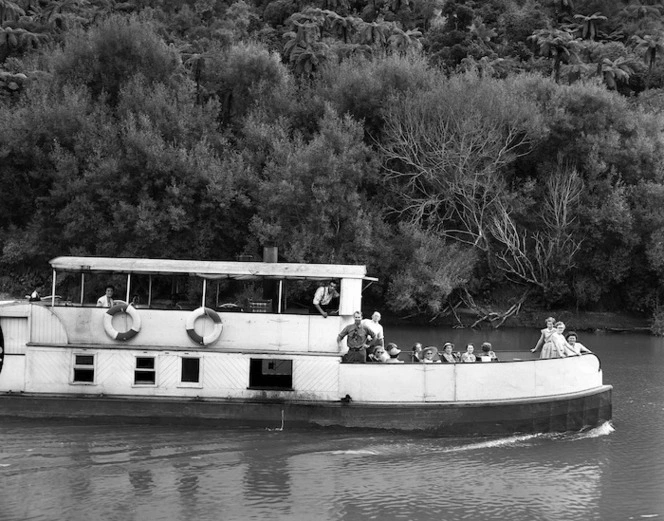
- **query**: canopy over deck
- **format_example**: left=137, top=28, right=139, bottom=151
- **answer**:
left=49, top=256, right=373, bottom=281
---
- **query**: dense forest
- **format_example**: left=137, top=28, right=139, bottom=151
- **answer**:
left=2, top=0, right=664, bottom=327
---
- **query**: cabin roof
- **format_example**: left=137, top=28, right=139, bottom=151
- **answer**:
left=49, top=256, right=372, bottom=280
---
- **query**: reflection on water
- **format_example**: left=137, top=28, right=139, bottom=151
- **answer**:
left=1, top=331, right=663, bottom=521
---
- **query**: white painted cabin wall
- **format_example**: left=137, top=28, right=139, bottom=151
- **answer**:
left=21, top=347, right=342, bottom=401
left=50, top=307, right=346, bottom=353
left=0, top=356, right=26, bottom=392
left=0, top=304, right=68, bottom=353
left=339, top=279, right=362, bottom=316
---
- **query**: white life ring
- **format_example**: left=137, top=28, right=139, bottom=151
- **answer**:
left=186, top=307, right=222, bottom=345
left=104, top=302, right=141, bottom=341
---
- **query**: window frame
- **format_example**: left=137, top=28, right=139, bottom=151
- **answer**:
left=248, top=358, right=294, bottom=391
left=178, top=355, right=203, bottom=388
left=71, top=352, right=96, bottom=385
left=133, top=355, right=157, bottom=386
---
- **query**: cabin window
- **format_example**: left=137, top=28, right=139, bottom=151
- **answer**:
left=181, top=357, right=200, bottom=383
left=134, top=356, right=156, bottom=385
left=249, top=358, right=293, bottom=390
left=72, top=354, right=95, bottom=383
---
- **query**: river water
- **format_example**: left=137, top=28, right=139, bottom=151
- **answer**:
left=0, top=328, right=662, bottom=521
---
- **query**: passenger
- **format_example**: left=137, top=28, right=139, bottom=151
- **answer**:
left=411, top=342, right=423, bottom=362
left=96, top=285, right=115, bottom=307
left=368, top=346, right=388, bottom=362
left=461, top=344, right=477, bottom=363
left=421, top=346, right=441, bottom=363
left=362, top=311, right=385, bottom=351
left=313, top=281, right=340, bottom=318
left=440, top=343, right=457, bottom=363
left=530, top=317, right=556, bottom=358
left=480, top=342, right=498, bottom=361
left=385, top=343, right=404, bottom=364
left=28, top=284, right=43, bottom=302
left=565, top=331, right=592, bottom=354
left=550, top=321, right=580, bottom=357
left=129, top=294, right=141, bottom=308
left=337, top=311, right=376, bottom=363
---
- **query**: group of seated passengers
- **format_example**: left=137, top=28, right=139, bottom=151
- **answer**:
left=362, top=341, right=499, bottom=364
left=411, top=342, right=498, bottom=363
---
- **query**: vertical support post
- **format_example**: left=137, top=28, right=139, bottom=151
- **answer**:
left=51, top=269, right=57, bottom=307
left=202, top=279, right=207, bottom=309
left=148, top=275, right=153, bottom=308
left=126, top=273, right=131, bottom=303
left=278, top=280, right=283, bottom=314
left=80, top=273, right=85, bottom=305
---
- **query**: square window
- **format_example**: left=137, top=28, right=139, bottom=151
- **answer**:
left=134, top=356, right=156, bottom=385
left=181, top=358, right=200, bottom=383
left=73, top=354, right=95, bottom=383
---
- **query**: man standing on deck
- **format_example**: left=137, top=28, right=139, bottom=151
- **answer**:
left=362, top=311, right=385, bottom=356
left=337, top=311, right=376, bottom=363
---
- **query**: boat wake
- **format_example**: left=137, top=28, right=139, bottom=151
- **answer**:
left=318, top=423, right=615, bottom=458
left=440, top=433, right=541, bottom=453
left=563, top=421, right=615, bottom=440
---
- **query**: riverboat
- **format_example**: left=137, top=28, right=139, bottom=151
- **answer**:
left=0, top=250, right=612, bottom=435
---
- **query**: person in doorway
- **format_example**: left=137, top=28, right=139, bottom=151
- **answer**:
left=96, top=285, right=115, bottom=307
left=337, top=311, right=376, bottom=363
left=313, top=281, right=340, bottom=318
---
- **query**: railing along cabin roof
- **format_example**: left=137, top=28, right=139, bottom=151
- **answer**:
left=49, top=256, right=371, bottom=281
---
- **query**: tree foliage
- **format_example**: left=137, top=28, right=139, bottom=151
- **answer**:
left=2, top=1, right=664, bottom=323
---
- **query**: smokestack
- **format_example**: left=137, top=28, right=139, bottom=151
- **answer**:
left=263, top=243, right=278, bottom=263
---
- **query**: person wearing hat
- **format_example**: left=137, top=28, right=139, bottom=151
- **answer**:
left=440, top=342, right=458, bottom=363
left=385, top=343, right=404, bottom=364
left=421, top=346, right=441, bottom=363
left=368, top=346, right=388, bottom=362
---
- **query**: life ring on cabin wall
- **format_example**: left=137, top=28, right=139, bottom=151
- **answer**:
left=103, top=303, right=142, bottom=341
left=186, top=307, right=222, bottom=346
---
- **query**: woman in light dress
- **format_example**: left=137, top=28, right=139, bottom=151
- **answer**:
left=460, top=344, right=477, bottom=363
left=549, top=321, right=580, bottom=358
left=531, top=317, right=556, bottom=358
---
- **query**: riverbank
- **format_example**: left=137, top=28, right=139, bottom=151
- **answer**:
left=504, top=309, right=651, bottom=333
left=390, top=307, right=653, bottom=334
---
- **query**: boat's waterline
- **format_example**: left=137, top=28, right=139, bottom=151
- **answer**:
left=0, top=384, right=612, bottom=435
